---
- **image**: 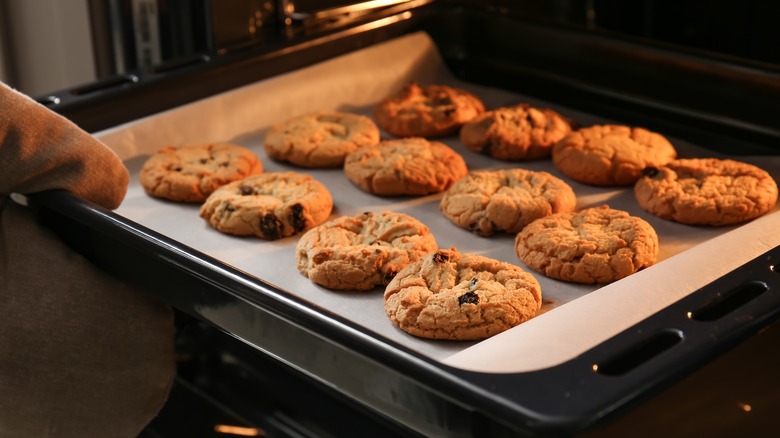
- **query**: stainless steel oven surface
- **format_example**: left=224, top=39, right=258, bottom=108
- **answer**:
left=27, top=1, right=780, bottom=437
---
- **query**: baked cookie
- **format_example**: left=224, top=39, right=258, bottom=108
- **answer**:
left=440, top=168, right=577, bottom=237
left=140, top=143, right=263, bottom=202
left=515, top=205, right=658, bottom=284
left=344, top=137, right=468, bottom=196
left=199, top=172, right=332, bottom=240
left=373, top=82, right=485, bottom=137
left=634, top=158, right=779, bottom=226
left=460, top=104, right=572, bottom=160
left=264, top=111, right=380, bottom=168
left=383, top=248, right=542, bottom=341
left=296, top=211, right=438, bottom=291
left=552, top=125, right=677, bottom=186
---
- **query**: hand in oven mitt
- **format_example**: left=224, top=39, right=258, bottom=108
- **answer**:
left=0, top=81, right=174, bottom=437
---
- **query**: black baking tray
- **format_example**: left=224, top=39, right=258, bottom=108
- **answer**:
left=28, top=2, right=780, bottom=436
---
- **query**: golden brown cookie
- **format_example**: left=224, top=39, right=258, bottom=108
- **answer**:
left=552, top=125, right=677, bottom=186
left=344, top=137, right=468, bottom=196
left=373, top=82, right=485, bottom=138
left=634, top=158, right=779, bottom=226
left=460, top=104, right=572, bottom=160
left=296, top=211, right=438, bottom=291
left=515, top=205, right=658, bottom=284
left=140, top=143, right=263, bottom=202
left=383, top=248, right=542, bottom=341
left=440, top=169, right=577, bottom=237
left=264, top=111, right=380, bottom=168
left=199, top=172, right=332, bottom=240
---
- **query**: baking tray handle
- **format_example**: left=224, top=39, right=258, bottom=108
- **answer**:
left=577, top=252, right=780, bottom=426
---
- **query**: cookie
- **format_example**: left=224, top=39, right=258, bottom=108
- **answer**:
left=634, top=158, right=779, bottom=226
left=383, top=248, right=542, bottom=341
left=264, top=111, right=380, bottom=168
left=199, top=172, right=332, bottom=240
left=552, top=125, right=677, bottom=186
left=440, top=168, right=577, bottom=237
left=460, top=104, right=572, bottom=161
left=296, top=211, right=438, bottom=291
left=373, top=82, right=485, bottom=138
left=344, top=137, right=468, bottom=196
left=515, top=205, right=658, bottom=284
left=140, top=143, right=263, bottom=202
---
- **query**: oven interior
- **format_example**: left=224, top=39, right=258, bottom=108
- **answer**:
left=23, top=1, right=780, bottom=437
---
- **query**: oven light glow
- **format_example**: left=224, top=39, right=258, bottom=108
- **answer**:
left=686, top=311, right=693, bottom=319
left=592, top=364, right=599, bottom=372
left=737, top=402, right=752, bottom=412
left=214, top=424, right=263, bottom=436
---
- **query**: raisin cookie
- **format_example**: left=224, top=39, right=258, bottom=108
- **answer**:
left=552, top=125, right=677, bottom=186
left=515, top=205, right=658, bottom=284
left=460, top=104, right=573, bottom=161
left=635, top=158, right=779, bottom=226
left=199, top=172, right=332, bottom=240
left=373, top=82, right=485, bottom=138
left=296, top=211, right=438, bottom=291
left=384, top=248, right=542, bottom=341
left=440, top=169, right=577, bottom=237
left=264, top=111, right=380, bottom=168
left=344, top=137, right=468, bottom=196
left=140, top=143, right=263, bottom=202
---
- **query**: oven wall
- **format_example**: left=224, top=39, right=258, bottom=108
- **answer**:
left=0, top=0, right=96, bottom=96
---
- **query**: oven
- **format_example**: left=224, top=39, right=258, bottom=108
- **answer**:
left=25, top=1, right=780, bottom=436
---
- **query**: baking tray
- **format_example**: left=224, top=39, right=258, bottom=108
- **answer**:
left=100, top=29, right=780, bottom=369
left=28, top=4, right=780, bottom=437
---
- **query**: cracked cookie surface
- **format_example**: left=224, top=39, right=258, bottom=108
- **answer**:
left=296, top=211, right=437, bottom=291
left=515, top=205, right=658, bottom=284
left=344, top=137, right=468, bottom=196
left=140, top=143, right=263, bottom=202
left=199, top=172, right=332, bottom=240
left=634, top=158, right=779, bottom=226
left=384, top=248, right=542, bottom=340
left=460, top=104, right=572, bottom=160
left=552, top=124, right=677, bottom=186
left=373, top=82, right=485, bottom=138
left=264, top=111, right=380, bottom=168
left=440, top=168, right=577, bottom=236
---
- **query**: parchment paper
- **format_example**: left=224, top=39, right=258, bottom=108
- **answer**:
left=98, top=32, right=780, bottom=372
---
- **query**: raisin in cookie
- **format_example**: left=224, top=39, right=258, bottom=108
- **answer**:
left=296, top=211, right=438, bottom=291
left=460, top=104, right=572, bottom=161
left=344, top=137, right=468, bottom=196
left=634, top=158, right=779, bottom=226
left=199, top=172, right=332, bottom=240
left=264, top=111, right=380, bottom=168
left=140, top=143, right=263, bottom=202
left=515, top=205, right=658, bottom=284
left=373, top=82, right=485, bottom=138
left=440, top=168, right=577, bottom=237
left=384, top=248, right=542, bottom=341
left=552, top=125, right=677, bottom=186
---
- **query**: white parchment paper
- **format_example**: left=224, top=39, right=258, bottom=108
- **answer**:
left=98, top=32, right=780, bottom=372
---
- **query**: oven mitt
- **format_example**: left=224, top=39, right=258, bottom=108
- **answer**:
left=0, top=82, right=175, bottom=437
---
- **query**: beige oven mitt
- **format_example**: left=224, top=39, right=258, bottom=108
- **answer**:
left=0, top=82, right=174, bottom=437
